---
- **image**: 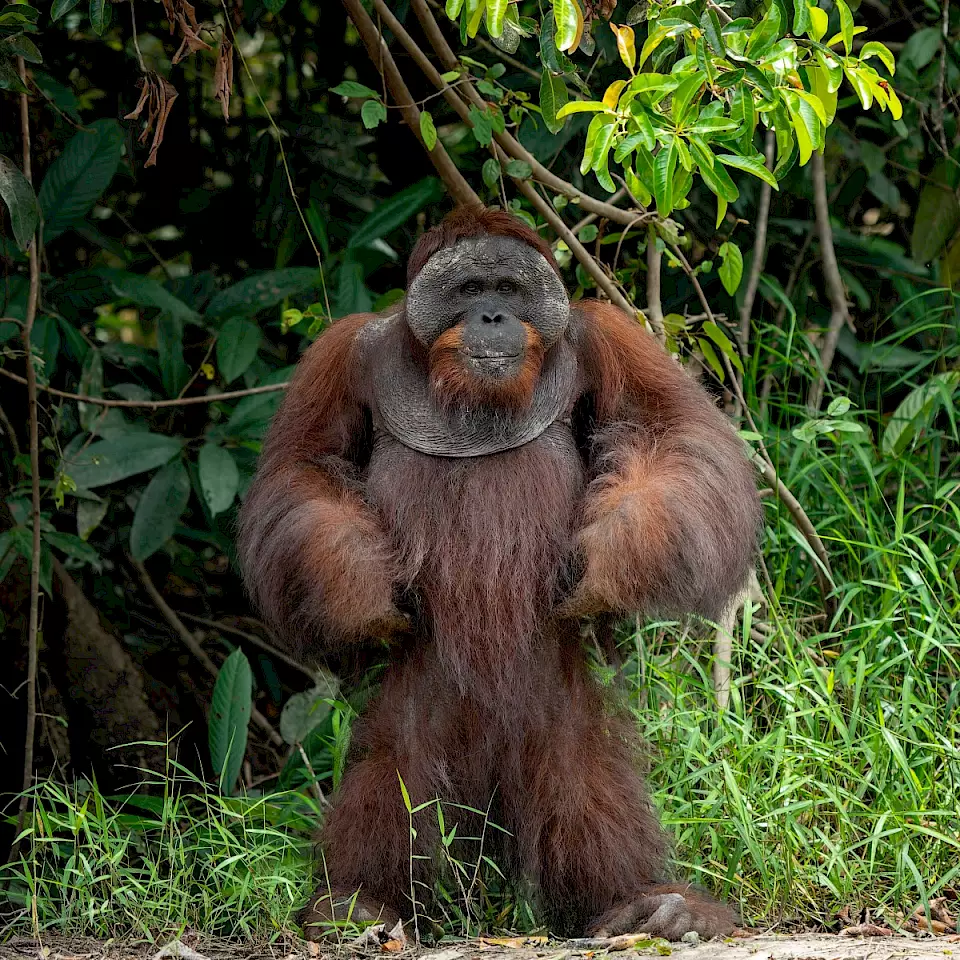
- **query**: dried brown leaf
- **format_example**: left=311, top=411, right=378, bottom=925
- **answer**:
left=213, top=39, right=234, bottom=121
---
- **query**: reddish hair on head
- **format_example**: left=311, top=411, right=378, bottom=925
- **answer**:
left=406, top=205, right=561, bottom=284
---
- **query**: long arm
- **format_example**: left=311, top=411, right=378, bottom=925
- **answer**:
left=238, top=314, right=405, bottom=652
left=568, top=301, right=761, bottom=622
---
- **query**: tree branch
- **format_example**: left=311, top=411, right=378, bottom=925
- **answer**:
left=340, top=0, right=479, bottom=207
left=408, top=0, right=639, bottom=226
left=16, top=54, right=42, bottom=847
left=806, top=150, right=851, bottom=412
left=738, top=129, right=775, bottom=354
left=645, top=223, right=666, bottom=341
left=515, top=179, right=638, bottom=318
left=0, top=367, right=288, bottom=408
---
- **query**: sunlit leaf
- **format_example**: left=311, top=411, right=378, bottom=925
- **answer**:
left=554, top=0, right=584, bottom=52
left=610, top=22, right=637, bottom=71
left=420, top=110, right=438, bottom=150
left=859, top=40, right=896, bottom=74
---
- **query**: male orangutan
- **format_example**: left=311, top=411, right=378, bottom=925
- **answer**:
left=238, top=206, right=761, bottom=941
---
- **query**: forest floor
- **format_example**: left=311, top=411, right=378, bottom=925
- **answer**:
left=2, top=932, right=958, bottom=960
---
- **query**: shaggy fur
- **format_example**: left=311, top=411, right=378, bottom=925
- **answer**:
left=238, top=208, right=761, bottom=941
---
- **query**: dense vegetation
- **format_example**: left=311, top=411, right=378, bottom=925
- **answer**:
left=0, top=0, right=958, bottom=941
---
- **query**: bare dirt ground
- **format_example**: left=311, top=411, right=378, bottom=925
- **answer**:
left=2, top=933, right=958, bottom=960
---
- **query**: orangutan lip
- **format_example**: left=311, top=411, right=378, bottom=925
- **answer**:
left=466, top=352, right=521, bottom=361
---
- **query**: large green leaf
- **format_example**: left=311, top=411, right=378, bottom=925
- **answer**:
left=539, top=71, right=568, bottom=135
left=279, top=671, right=340, bottom=745
left=157, top=314, right=190, bottom=398
left=347, top=178, right=444, bottom=250
left=100, top=270, right=201, bottom=323
left=197, top=442, right=239, bottom=516
left=129, top=460, right=191, bottom=561
left=205, top=268, right=320, bottom=323
left=910, top=162, right=960, bottom=264
left=209, top=648, right=253, bottom=795
left=217, top=316, right=262, bottom=384
left=66, top=433, right=184, bottom=489
left=882, top=372, right=960, bottom=457
left=0, top=154, right=39, bottom=251
left=38, top=119, right=123, bottom=243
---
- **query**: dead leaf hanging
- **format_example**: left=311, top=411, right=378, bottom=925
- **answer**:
left=124, top=73, right=179, bottom=167
left=213, top=38, right=234, bottom=121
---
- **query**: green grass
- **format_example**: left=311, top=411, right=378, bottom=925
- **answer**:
left=4, top=378, right=959, bottom=941
left=2, top=765, right=316, bottom=939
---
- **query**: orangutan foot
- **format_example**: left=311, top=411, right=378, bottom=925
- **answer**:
left=299, top=886, right=402, bottom=941
left=588, top=884, right=738, bottom=941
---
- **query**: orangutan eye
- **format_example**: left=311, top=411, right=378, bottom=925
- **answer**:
left=461, top=280, right=482, bottom=296
left=496, top=280, right=518, bottom=294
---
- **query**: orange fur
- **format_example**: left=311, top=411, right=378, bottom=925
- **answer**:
left=238, top=313, right=403, bottom=648
left=569, top=300, right=761, bottom=621
left=429, top=322, right=545, bottom=410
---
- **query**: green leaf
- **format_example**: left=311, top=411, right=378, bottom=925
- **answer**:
left=66, top=433, right=184, bottom=489
left=554, top=0, right=583, bottom=52
left=653, top=140, right=677, bottom=217
left=209, top=649, right=253, bottom=795
left=487, top=0, right=508, bottom=36
left=129, top=460, right=190, bottom=561
left=834, top=0, right=853, bottom=53
left=698, top=337, right=725, bottom=379
left=31, top=315, right=61, bottom=379
left=556, top=100, right=609, bottom=118
left=279, top=672, right=340, bottom=745
left=38, top=119, right=123, bottom=243
left=197, top=442, right=239, bottom=516
left=348, top=178, right=443, bottom=250
left=718, top=241, right=743, bottom=295
left=505, top=158, right=533, bottom=178
left=218, top=317, right=262, bottom=384
left=882, top=372, right=960, bottom=456
left=793, top=0, right=811, bottom=35
left=157, top=314, right=190, bottom=398
left=5, top=36, right=42, bottom=64
left=671, top=71, right=706, bottom=126
left=445, top=0, right=465, bottom=17
left=911, top=164, right=960, bottom=263
left=745, top=5, right=781, bottom=59
left=77, top=496, right=108, bottom=541
left=331, top=81, right=379, bottom=98
left=43, top=531, right=100, bottom=567
left=361, top=99, right=386, bottom=129
left=859, top=41, right=895, bottom=74
left=103, top=270, right=200, bottom=323
left=807, top=4, right=828, bottom=40
left=902, top=27, right=939, bottom=70
left=90, top=0, right=112, bottom=34
left=702, top=320, right=744, bottom=373
left=0, top=155, right=39, bottom=252
left=700, top=7, right=724, bottom=56
left=52, top=0, right=82, bottom=19
left=717, top=153, right=779, bottom=189
left=540, top=71, right=568, bottom=134
left=419, top=109, right=438, bottom=151
left=482, top=157, right=501, bottom=188
left=581, top=114, right=615, bottom=176
left=205, top=267, right=320, bottom=322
